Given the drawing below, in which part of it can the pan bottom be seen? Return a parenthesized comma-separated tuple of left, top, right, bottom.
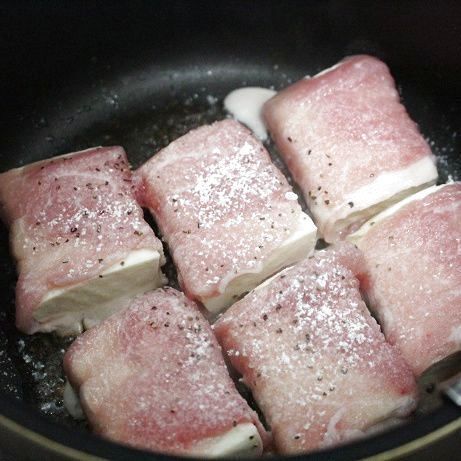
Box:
(0, 58, 459, 440)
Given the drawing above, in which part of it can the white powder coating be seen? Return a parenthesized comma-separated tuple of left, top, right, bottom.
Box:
(349, 182, 461, 376)
(214, 243, 417, 455)
(0, 147, 165, 334)
(137, 119, 316, 311)
(449, 326, 461, 345)
(184, 139, 281, 229)
(263, 55, 438, 242)
(64, 288, 264, 457)
(224, 87, 277, 140)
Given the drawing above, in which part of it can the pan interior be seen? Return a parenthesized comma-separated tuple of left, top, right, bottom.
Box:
(0, 54, 460, 454)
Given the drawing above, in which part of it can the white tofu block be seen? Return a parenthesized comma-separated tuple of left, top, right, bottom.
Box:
(191, 423, 263, 458)
(348, 183, 449, 244)
(35, 249, 165, 335)
(326, 157, 438, 241)
(203, 213, 317, 314)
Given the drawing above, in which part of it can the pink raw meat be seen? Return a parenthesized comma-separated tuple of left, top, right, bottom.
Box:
(263, 55, 437, 242)
(136, 119, 316, 313)
(214, 243, 417, 454)
(64, 287, 266, 457)
(0, 147, 164, 334)
(351, 183, 461, 376)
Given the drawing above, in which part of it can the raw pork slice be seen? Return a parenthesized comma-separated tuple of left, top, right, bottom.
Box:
(214, 243, 417, 455)
(136, 119, 317, 313)
(0, 147, 165, 335)
(349, 183, 461, 376)
(263, 55, 438, 243)
(64, 287, 266, 457)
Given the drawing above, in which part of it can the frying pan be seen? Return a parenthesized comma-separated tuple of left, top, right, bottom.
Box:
(0, 1, 460, 459)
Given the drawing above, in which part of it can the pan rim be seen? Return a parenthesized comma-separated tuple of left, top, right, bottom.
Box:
(0, 394, 459, 460)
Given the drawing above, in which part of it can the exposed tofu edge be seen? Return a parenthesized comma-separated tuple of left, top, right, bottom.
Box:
(321, 395, 417, 449)
(347, 183, 450, 245)
(255, 265, 295, 291)
(317, 156, 438, 242)
(203, 213, 317, 313)
(190, 422, 263, 458)
(368, 394, 418, 427)
(63, 381, 84, 420)
(33, 248, 166, 335)
(310, 60, 344, 78)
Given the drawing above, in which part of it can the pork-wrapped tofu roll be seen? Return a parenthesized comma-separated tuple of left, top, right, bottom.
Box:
(214, 243, 417, 455)
(263, 55, 438, 242)
(64, 287, 266, 458)
(136, 119, 317, 313)
(0, 147, 165, 335)
(349, 183, 461, 376)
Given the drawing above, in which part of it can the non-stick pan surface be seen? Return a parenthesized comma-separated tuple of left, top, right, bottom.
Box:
(0, 1, 460, 460)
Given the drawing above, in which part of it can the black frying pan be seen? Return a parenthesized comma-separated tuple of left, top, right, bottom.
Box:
(0, 1, 460, 460)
